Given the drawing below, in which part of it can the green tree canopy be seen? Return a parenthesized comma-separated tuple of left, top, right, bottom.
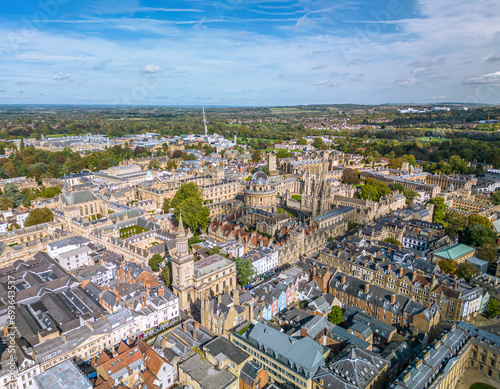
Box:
(252, 150, 262, 163)
(486, 298, 500, 318)
(341, 168, 360, 185)
(328, 306, 343, 325)
(461, 224, 497, 247)
(276, 149, 290, 159)
(148, 253, 164, 272)
(24, 208, 53, 226)
(171, 183, 210, 232)
(427, 197, 446, 222)
(234, 257, 255, 287)
(444, 212, 468, 237)
(297, 137, 307, 146)
(491, 191, 500, 205)
(313, 137, 324, 149)
(403, 189, 420, 204)
(456, 262, 479, 281)
(468, 214, 492, 228)
(389, 183, 405, 192)
(160, 262, 171, 288)
(439, 259, 458, 275)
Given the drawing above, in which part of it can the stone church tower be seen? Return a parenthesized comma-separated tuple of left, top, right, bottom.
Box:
(171, 213, 195, 311)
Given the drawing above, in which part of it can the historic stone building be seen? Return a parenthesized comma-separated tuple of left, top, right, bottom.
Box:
(59, 186, 108, 220)
(171, 214, 237, 310)
(244, 167, 277, 212)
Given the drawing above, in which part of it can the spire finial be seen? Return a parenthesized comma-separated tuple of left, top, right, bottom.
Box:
(178, 211, 185, 237)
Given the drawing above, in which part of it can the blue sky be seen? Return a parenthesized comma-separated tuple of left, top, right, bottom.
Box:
(0, 0, 499, 105)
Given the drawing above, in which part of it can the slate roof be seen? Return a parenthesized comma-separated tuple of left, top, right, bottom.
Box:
(60, 190, 97, 206)
(243, 322, 327, 378)
(204, 336, 250, 365)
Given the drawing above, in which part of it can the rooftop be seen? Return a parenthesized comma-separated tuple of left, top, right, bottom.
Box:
(34, 360, 92, 389)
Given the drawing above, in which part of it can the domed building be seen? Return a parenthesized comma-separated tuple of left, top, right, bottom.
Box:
(244, 167, 277, 212)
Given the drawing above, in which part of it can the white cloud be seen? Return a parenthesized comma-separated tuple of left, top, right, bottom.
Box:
(463, 71, 500, 85)
(484, 54, 500, 63)
(53, 73, 74, 81)
(394, 78, 417, 87)
(140, 64, 163, 73)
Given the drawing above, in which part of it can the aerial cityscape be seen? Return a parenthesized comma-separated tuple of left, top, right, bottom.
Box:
(1, 1, 500, 389)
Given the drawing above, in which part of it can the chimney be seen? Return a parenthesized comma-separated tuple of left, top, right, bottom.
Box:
(146, 286, 150, 297)
(364, 284, 369, 293)
(399, 268, 404, 277)
(412, 271, 417, 282)
(183, 322, 187, 332)
(192, 330, 197, 340)
(341, 275, 346, 284)
(391, 294, 396, 304)
(415, 255, 419, 259)
(387, 264, 391, 272)
(158, 287, 164, 297)
(194, 321, 200, 330)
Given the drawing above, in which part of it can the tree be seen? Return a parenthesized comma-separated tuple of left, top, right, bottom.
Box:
(444, 212, 468, 237)
(24, 208, 53, 226)
(0, 196, 14, 210)
(2, 161, 18, 178)
(468, 214, 492, 228)
(172, 150, 183, 159)
(486, 298, 500, 318)
(162, 197, 171, 213)
(234, 257, 255, 287)
(171, 182, 209, 232)
(461, 224, 497, 247)
(297, 137, 307, 146)
(427, 197, 446, 222)
(328, 306, 343, 325)
(148, 254, 164, 272)
(403, 189, 420, 204)
(439, 259, 457, 275)
(456, 262, 479, 281)
(359, 185, 379, 201)
(276, 149, 290, 159)
(476, 241, 498, 264)
(341, 168, 360, 185)
(491, 191, 500, 205)
(252, 150, 262, 163)
(160, 263, 171, 288)
(389, 183, 405, 192)
(148, 159, 161, 169)
(313, 137, 324, 149)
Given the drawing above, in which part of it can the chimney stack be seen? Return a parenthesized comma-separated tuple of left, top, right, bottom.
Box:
(341, 275, 346, 284)
(399, 268, 404, 277)
(364, 284, 369, 293)
(183, 322, 187, 332)
(387, 264, 391, 272)
(192, 330, 197, 340)
(194, 321, 200, 330)
(412, 271, 417, 282)
(391, 294, 396, 304)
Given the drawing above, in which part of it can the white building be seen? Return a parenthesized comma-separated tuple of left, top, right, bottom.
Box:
(46, 235, 91, 259)
(244, 246, 279, 277)
(16, 212, 30, 228)
(57, 246, 93, 271)
(219, 240, 245, 258)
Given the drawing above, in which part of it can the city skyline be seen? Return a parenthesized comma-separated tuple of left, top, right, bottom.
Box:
(0, 0, 499, 105)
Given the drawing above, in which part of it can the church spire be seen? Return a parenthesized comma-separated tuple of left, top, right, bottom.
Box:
(64, 167, 70, 196)
(178, 211, 186, 238)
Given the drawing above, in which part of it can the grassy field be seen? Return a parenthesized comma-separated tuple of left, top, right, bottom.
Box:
(415, 136, 452, 142)
(469, 383, 497, 389)
(120, 225, 148, 239)
(291, 194, 302, 201)
(278, 208, 297, 218)
(46, 134, 77, 138)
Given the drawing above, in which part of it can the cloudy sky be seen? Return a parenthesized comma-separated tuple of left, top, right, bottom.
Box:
(0, 0, 499, 105)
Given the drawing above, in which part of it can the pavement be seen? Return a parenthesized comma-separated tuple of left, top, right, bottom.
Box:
(455, 368, 499, 389)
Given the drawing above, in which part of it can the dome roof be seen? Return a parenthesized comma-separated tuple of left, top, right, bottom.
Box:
(251, 167, 269, 186)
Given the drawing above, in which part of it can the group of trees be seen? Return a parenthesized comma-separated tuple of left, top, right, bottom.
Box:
(171, 182, 210, 233)
(441, 211, 498, 263)
(438, 259, 479, 281)
(234, 257, 255, 287)
(24, 207, 53, 226)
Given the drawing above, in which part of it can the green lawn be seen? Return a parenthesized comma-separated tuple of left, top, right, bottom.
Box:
(278, 208, 297, 218)
(119, 225, 148, 239)
(291, 194, 302, 201)
(470, 383, 497, 389)
(46, 133, 77, 138)
(415, 136, 452, 142)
